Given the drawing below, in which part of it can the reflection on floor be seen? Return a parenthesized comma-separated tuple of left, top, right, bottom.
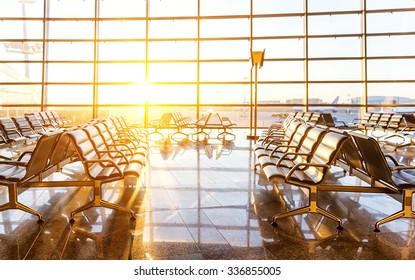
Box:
(1, 130, 415, 260)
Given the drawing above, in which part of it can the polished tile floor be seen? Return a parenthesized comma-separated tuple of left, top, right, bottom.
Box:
(1, 129, 415, 260)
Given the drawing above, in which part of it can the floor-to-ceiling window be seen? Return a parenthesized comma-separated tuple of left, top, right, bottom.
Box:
(1, 0, 415, 127)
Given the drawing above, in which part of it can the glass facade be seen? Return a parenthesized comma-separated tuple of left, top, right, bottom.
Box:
(1, 0, 415, 127)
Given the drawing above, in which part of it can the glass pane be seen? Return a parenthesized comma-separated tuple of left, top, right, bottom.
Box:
(308, 14, 362, 35)
(200, 84, 248, 104)
(149, 41, 197, 60)
(98, 42, 146, 60)
(200, 0, 250, 16)
(308, 0, 362, 12)
(366, 0, 415, 10)
(367, 11, 415, 33)
(367, 35, 415, 57)
(308, 60, 363, 81)
(367, 59, 415, 80)
(308, 107, 360, 124)
(253, 17, 304, 37)
(200, 40, 250, 60)
(146, 84, 197, 104)
(259, 61, 305, 82)
(4, 62, 43, 82)
(201, 19, 250, 38)
(149, 20, 197, 39)
(45, 106, 93, 126)
(368, 83, 415, 103)
(257, 84, 306, 104)
(0, 106, 41, 118)
(0, 85, 41, 105)
(0, 20, 43, 40)
(45, 63, 94, 82)
(98, 106, 145, 125)
(0, 42, 43, 61)
(0, 1, 44, 17)
(149, 0, 197, 17)
(148, 63, 197, 82)
(45, 85, 93, 104)
(98, 20, 146, 40)
(309, 83, 364, 105)
(47, 21, 94, 40)
(99, 0, 147, 18)
(253, 0, 304, 14)
(309, 37, 362, 58)
(46, 42, 94, 61)
(48, 0, 95, 18)
(199, 62, 249, 82)
(98, 63, 146, 83)
(98, 85, 147, 104)
(253, 39, 304, 59)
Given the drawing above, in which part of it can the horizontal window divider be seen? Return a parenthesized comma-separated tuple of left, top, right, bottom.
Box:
(199, 36, 251, 40)
(307, 33, 364, 38)
(367, 31, 415, 37)
(367, 56, 415, 60)
(307, 80, 365, 83)
(366, 7, 415, 14)
(45, 60, 95, 64)
(0, 17, 44, 21)
(199, 59, 249, 63)
(0, 82, 42, 85)
(0, 39, 44, 42)
(199, 37, 251, 41)
(367, 80, 415, 83)
(96, 60, 147, 63)
(367, 104, 415, 106)
(0, 60, 43, 63)
(147, 37, 198, 41)
(43, 104, 93, 107)
(0, 104, 41, 107)
(251, 35, 305, 40)
(308, 57, 364, 61)
(265, 58, 305, 61)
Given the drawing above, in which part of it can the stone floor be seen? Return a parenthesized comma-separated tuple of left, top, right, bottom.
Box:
(1, 129, 415, 260)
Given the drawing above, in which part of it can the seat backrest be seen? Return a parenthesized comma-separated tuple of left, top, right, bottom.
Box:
(386, 114, 402, 131)
(356, 112, 372, 125)
(305, 131, 349, 184)
(39, 111, 55, 126)
(376, 113, 392, 128)
(336, 136, 366, 173)
(12, 116, 35, 137)
(0, 117, 23, 140)
(350, 133, 394, 186)
(25, 114, 46, 134)
(402, 114, 415, 129)
(367, 113, 381, 125)
(66, 129, 99, 162)
(23, 131, 63, 179)
(46, 111, 62, 126)
(308, 113, 320, 124)
(319, 113, 336, 127)
(297, 126, 327, 156)
(288, 124, 311, 149)
(48, 132, 76, 167)
(83, 125, 107, 153)
(302, 112, 313, 122)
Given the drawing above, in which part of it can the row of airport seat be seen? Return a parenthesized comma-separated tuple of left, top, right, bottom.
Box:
(254, 118, 415, 232)
(0, 111, 71, 148)
(0, 115, 148, 224)
(147, 111, 236, 142)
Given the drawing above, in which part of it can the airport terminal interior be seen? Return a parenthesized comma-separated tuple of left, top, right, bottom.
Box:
(1, 0, 415, 260)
